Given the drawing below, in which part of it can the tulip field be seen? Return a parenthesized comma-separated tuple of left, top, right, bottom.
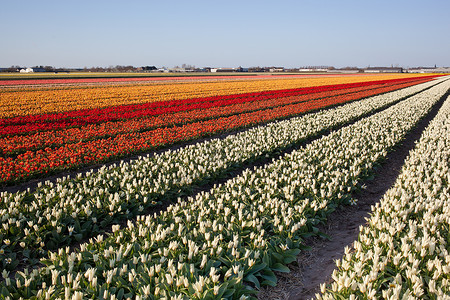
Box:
(0, 73, 449, 299)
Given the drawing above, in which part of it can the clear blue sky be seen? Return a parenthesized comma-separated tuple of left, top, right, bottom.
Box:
(1, 0, 449, 68)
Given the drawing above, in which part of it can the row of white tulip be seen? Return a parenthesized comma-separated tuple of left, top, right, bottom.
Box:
(1, 79, 446, 269)
(316, 94, 450, 299)
(1, 79, 448, 299)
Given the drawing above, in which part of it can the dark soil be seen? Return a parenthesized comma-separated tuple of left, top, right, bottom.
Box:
(258, 91, 449, 300)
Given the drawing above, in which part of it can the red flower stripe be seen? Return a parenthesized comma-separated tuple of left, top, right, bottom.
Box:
(0, 76, 433, 131)
(0, 80, 427, 183)
(0, 79, 430, 156)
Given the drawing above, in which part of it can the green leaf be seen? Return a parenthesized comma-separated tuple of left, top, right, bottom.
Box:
(272, 263, 290, 273)
(241, 286, 259, 295)
(47, 240, 57, 250)
(204, 259, 216, 271)
(245, 274, 261, 289)
(214, 283, 229, 299)
(301, 232, 315, 238)
(1, 286, 10, 296)
(100, 219, 109, 227)
(284, 249, 301, 256)
(299, 244, 312, 251)
(262, 252, 271, 266)
(222, 288, 236, 298)
(245, 263, 267, 276)
(261, 279, 277, 287)
(271, 252, 284, 263)
(283, 255, 297, 264)
(318, 232, 331, 240)
(74, 233, 83, 242)
(117, 288, 124, 300)
(10, 259, 19, 270)
(260, 270, 277, 285)
(81, 220, 93, 230)
(74, 220, 82, 232)
(217, 256, 232, 267)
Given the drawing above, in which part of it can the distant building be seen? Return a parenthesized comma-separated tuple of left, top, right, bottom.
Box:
(248, 67, 265, 72)
(428, 67, 450, 73)
(298, 66, 330, 72)
(20, 67, 34, 73)
(19, 67, 46, 73)
(364, 67, 403, 73)
(246, 67, 285, 72)
(406, 67, 450, 73)
(328, 69, 360, 73)
(269, 67, 285, 72)
(169, 67, 186, 72)
(235, 66, 248, 72)
(210, 68, 236, 73)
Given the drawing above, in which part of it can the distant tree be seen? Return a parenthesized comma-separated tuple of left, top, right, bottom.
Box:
(1, 66, 21, 72)
(142, 66, 157, 71)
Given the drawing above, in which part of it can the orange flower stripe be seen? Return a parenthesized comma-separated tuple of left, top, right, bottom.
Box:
(0, 74, 428, 118)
